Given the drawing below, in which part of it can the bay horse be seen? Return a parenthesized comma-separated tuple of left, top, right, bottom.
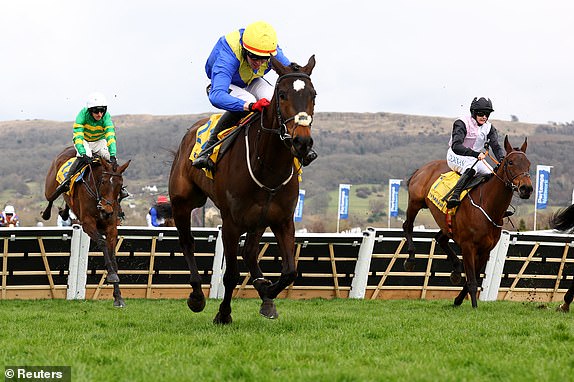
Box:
(169, 55, 316, 324)
(42, 146, 130, 307)
(549, 204, 574, 312)
(403, 136, 533, 308)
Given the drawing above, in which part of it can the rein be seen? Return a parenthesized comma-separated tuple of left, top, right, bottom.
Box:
(490, 151, 530, 192)
(81, 164, 121, 208)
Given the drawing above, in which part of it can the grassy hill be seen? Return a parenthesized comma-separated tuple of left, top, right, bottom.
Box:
(1, 112, 573, 231)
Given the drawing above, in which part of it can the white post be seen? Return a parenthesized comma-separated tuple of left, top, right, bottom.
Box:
(209, 226, 225, 299)
(480, 230, 511, 301)
(67, 224, 90, 300)
(387, 179, 391, 229)
(349, 227, 376, 299)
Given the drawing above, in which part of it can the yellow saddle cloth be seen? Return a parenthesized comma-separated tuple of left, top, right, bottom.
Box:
(189, 113, 303, 181)
(56, 158, 90, 196)
(427, 171, 470, 214)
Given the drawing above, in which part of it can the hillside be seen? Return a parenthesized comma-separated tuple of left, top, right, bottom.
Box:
(1, 112, 573, 231)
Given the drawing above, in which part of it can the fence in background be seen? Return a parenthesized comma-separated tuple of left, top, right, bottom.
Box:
(1, 226, 573, 303)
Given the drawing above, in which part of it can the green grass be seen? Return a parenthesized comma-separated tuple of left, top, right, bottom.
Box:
(1, 298, 573, 381)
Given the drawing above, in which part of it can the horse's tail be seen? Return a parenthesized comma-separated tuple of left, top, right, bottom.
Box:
(550, 204, 574, 232)
(406, 169, 419, 187)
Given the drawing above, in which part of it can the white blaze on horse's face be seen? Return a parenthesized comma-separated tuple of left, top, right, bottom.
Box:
(293, 79, 305, 92)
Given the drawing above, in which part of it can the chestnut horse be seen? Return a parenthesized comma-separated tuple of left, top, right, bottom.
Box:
(169, 55, 316, 324)
(403, 136, 533, 308)
(42, 146, 130, 307)
(549, 204, 574, 312)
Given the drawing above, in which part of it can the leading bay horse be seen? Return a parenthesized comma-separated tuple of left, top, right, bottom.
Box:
(549, 204, 574, 312)
(169, 55, 316, 324)
(42, 146, 130, 307)
(403, 136, 533, 308)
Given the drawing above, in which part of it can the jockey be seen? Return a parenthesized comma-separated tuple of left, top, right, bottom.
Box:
(445, 97, 507, 210)
(146, 195, 172, 227)
(0, 205, 20, 227)
(54, 92, 129, 202)
(193, 21, 318, 170)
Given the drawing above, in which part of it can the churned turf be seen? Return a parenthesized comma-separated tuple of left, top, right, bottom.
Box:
(1, 298, 573, 381)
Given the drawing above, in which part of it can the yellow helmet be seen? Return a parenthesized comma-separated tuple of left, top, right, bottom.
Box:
(242, 21, 278, 57)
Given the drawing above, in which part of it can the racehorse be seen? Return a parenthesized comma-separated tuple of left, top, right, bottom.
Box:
(549, 204, 574, 312)
(169, 55, 316, 324)
(402, 136, 532, 308)
(42, 146, 130, 307)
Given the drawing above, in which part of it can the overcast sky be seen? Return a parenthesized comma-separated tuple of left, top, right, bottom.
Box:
(1, 1, 573, 124)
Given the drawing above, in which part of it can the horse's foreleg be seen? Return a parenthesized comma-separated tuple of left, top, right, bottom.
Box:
(558, 280, 574, 313)
(41, 200, 53, 220)
(403, 198, 423, 271)
(454, 284, 469, 306)
(214, 225, 241, 325)
(173, 201, 205, 313)
(463, 249, 480, 308)
(435, 232, 463, 285)
(105, 228, 124, 308)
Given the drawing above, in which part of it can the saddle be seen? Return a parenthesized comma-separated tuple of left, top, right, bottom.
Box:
(189, 113, 254, 179)
(428, 171, 490, 214)
(56, 157, 99, 196)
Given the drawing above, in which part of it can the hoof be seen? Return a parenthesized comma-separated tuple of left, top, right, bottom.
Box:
(114, 298, 126, 308)
(450, 271, 462, 286)
(453, 297, 464, 306)
(42, 210, 51, 221)
(557, 304, 570, 313)
(187, 293, 206, 313)
(213, 312, 232, 325)
(403, 258, 416, 272)
(260, 299, 278, 319)
(106, 273, 120, 283)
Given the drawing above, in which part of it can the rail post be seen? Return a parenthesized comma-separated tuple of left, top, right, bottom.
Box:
(349, 227, 376, 299)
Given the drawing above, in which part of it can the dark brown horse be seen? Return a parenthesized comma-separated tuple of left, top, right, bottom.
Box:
(42, 146, 130, 307)
(169, 55, 316, 324)
(549, 204, 574, 312)
(403, 136, 533, 308)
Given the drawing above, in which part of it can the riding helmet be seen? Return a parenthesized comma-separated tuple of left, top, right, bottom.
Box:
(86, 92, 108, 109)
(470, 97, 494, 112)
(242, 21, 278, 57)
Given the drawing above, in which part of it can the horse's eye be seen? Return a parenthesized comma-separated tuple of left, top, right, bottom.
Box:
(278, 91, 287, 100)
(508, 160, 513, 165)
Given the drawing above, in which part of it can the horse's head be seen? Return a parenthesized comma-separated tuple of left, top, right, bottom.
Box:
(270, 55, 316, 162)
(97, 159, 131, 219)
(498, 136, 533, 199)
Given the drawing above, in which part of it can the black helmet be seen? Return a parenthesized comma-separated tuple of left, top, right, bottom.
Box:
(470, 97, 494, 112)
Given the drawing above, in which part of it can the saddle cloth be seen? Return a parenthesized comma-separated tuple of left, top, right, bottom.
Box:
(427, 171, 470, 214)
(56, 158, 91, 196)
(188, 113, 304, 181)
(189, 113, 243, 179)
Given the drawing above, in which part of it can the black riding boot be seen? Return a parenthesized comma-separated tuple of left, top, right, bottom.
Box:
(192, 111, 246, 170)
(54, 156, 89, 195)
(446, 168, 476, 209)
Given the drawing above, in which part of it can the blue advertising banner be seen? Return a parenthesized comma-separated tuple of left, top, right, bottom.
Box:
(338, 184, 350, 220)
(389, 179, 401, 217)
(536, 165, 551, 210)
(294, 189, 305, 222)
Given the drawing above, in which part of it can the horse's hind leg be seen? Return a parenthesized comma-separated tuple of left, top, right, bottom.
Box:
(435, 231, 463, 285)
(454, 283, 469, 306)
(214, 224, 241, 325)
(403, 196, 424, 271)
(172, 196, 205, 313)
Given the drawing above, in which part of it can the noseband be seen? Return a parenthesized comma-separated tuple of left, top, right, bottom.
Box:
(82, 164, 122, 210)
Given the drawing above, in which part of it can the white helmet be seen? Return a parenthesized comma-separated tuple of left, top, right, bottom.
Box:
(86, 92, 108, 108)
(4, 205, 15, 214)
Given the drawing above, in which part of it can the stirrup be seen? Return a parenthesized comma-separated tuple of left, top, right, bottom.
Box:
(446, 197, 461, 209)
(192, 154, 214, 169)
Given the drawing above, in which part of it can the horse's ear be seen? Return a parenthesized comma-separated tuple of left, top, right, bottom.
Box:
(118, 160, 131, 173)
(504, 135, 512, 154)
(520, 137, 528, 153)
(302, 55, 316, 75)
(270, 55, 288, 76)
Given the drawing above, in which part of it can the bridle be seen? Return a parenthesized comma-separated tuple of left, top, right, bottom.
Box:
(245, 71, 314, 193)
(259, 72, 314, 149)
(82, 162, 122, 211)
(493, 150, 531, 193)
